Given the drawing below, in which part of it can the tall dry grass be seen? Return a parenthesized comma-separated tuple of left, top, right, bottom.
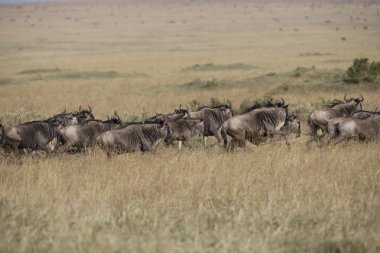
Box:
(1, 141, 379, 252)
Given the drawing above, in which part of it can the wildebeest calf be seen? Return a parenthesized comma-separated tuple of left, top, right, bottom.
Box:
(164, 118, 204, 149)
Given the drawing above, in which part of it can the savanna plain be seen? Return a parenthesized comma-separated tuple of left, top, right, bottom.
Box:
(0, 0, 380, 252)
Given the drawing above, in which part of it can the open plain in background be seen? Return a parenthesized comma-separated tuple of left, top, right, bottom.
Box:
(0, 0, 380, 252)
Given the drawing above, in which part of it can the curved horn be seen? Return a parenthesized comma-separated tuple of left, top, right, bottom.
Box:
(107, 115, 110, 120)
(360, 94, 364, 102)
(63, 108, 66, 113)
(88, 105, 92, 112)
(344, 94, 347, 102)
(280, 98, 285, 106)
(79, 105, 82, 111)
(179, 104, 182, 109)
(227, 100, 232, 108)
(186, 104, 189, 111)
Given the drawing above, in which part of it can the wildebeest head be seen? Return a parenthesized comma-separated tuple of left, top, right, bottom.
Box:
(174, 104, 190, 118)
(107, 112, 122, 125)
(74, 105, 95, 123)
(343, 94, 364, 111)
(283, 114, 301, 137)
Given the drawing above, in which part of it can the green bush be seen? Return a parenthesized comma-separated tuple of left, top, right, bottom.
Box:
(345, 58, 380, 83)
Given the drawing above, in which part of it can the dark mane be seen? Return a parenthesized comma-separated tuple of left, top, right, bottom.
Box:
(243, 101, 276, 114)
(322, 99, 345, 108)
(81, 117, 121, 125)
(21, 119, 52, 125)
(354, 109, 380, 114)
(196, 103, 230, 111)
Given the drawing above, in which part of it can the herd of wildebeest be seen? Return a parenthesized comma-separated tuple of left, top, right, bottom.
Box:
(0, 94, 379, 158)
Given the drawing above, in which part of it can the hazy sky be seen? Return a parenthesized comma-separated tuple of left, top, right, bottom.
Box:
(0, 0, 48, 2)
(0, 0, 61, 3)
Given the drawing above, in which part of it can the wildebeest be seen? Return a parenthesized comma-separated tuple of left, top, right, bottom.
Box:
(326, 109, 378, 137)
(1, 120, 61, 155)
(281, 114, 301, 137)
(97, 122, 169, 156)
(220, 99, 289, 149)
(163, 118, 204, 149)
(58, 113, 122, 152)
(308, 95, 363, 137)
(72, 106, 95, 124)
(146, 108, 202, 149)
(188, 102, 232, 145)
(329, 113, 380, 143)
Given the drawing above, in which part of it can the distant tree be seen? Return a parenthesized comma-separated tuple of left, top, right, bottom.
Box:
(345, 58, 380, 83)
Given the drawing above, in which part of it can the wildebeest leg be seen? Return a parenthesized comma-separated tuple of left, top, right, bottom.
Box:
(57, 141, 74, 153)
(265, 129, 291, 148)
(182, 139, 192, 149)
(225, 128, 245, 150)
(308, 117, 320, 137)
(106, 149, 112, 159)
(178, 140, 182, 150)
(330, 134, 349, 145)
(150, 139, 164, 153)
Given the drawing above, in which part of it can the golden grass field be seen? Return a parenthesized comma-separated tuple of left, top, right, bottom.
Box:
(0, 0, 380, 252)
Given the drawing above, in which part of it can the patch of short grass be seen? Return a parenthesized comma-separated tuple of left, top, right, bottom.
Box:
(0, 78, 14, 85)
(16, 69, 149, 82)
(182, 63, 255, 72)
(17, 68, 62, 75)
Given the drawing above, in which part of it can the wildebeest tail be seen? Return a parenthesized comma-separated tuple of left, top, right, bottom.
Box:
(332, 122, 341, 138)
(307, 115, 317, 136)
(297, 120, 301, 138)
(0, 123, 4, 146)
(221, 125, 228, 148)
